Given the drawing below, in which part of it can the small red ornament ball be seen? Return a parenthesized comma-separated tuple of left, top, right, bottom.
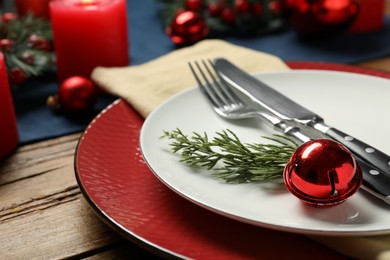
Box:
(166, 10, 209, 45)
(208, 2, 224, 17)
(57, 76, 96, 112)
(283, 139, 362, 208)
(27, 34, 51, 52)
(285, 0, 360, 38)
(221, 8, 235, 24)
(186, 0, 203, 11)
(234, 0, 251, 13)
(1, 12, 18, 23)
(0, 39, 14, 51)
(8, 67, 27, 85)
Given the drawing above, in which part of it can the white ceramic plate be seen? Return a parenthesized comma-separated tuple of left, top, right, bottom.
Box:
(140, 70, 390, 236)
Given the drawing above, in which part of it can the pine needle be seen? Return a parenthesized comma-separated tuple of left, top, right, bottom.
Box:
(161, 129, 298, 183)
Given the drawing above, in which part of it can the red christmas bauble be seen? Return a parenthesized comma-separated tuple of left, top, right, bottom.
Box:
(221, 8, 235, 24)
(0, 39, 14, 51)
(269, 1, 283, 14)
(251, 3, 264, 16)
(1, 12, 18, 23)
(285, 0, 360, 38)
(234, 0, 251, 13)
(8, 67, 27, 85)
(57, 76, 96, 112)
(166, 11, 209, 45)
(20, 51, 35, 65)
(208, 2, 224, 17)
(283, 139, 362, 207)
(27, 34, 51, 52)
(186, 0, 203, 11)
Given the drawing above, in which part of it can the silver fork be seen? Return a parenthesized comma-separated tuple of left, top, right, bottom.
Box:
(188, 60, 310, 143)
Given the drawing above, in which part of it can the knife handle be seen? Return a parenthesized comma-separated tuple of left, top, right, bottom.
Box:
(284, 124, 390, 204)
(325, 127, 390, 177)
(357, 157, 390, 205)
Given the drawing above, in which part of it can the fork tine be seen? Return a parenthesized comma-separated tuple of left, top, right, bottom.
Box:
(188, 61, 225, 109)
(189, 59, 262, 120)
(207, 59, 244, 107)
(201, 60, 232, 107)
(198, 59, 239, 110)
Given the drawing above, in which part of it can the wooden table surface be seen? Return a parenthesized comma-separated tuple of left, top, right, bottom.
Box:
(0, 132, 159, 259)
(1, 62, 389, 260)
(2, 18, 390, 260)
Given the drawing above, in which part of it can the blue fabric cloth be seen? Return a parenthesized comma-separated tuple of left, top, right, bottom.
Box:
(12, 71, 117, 144)
(12, 0, 390, 144)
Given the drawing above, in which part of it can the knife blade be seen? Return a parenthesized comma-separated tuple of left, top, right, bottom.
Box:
(210, 61, 390, 204)
(213, 58, 390, 177)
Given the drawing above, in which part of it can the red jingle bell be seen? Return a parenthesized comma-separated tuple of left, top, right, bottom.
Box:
(283, 139, 362, 208)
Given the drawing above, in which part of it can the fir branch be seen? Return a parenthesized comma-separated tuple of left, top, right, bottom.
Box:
(156, 0, 286, 38)
(161, 129, 298, 183)
(0, 13, 52, 81)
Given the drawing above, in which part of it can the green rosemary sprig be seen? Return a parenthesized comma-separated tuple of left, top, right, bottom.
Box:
(161, 129, 299, 183)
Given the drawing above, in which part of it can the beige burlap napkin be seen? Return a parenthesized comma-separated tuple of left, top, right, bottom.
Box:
(91, 39, 390, 260)
(91, 39, 289, 118)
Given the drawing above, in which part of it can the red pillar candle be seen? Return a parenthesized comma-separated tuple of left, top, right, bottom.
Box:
(50, 0, 129, 82)
(15, 0, 53, 19)
(0, 53, 18, 158)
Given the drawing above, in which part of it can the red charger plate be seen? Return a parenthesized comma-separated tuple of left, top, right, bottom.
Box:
(75, 62, 390, 259)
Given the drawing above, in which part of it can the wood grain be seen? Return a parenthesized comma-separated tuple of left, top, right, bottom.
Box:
(357, 58, 390, 72)
(0, 134, 154, 259)
(1, 3, 390, 256)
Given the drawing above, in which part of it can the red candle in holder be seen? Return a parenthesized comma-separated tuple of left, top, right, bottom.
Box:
(50, 0, 129, 82)
(15, 0, 53, 19)
(349, 0, 385, 32)
(0, 53, 19, 158)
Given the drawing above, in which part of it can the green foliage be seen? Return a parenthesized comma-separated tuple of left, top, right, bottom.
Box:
(161, 128, 298, 183)
(0, 13, 52, 80)
(156, 0, 286, 38)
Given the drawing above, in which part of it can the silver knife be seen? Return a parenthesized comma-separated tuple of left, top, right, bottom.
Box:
(214, 58, 390, 177)
(211, 59, 390, 204)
